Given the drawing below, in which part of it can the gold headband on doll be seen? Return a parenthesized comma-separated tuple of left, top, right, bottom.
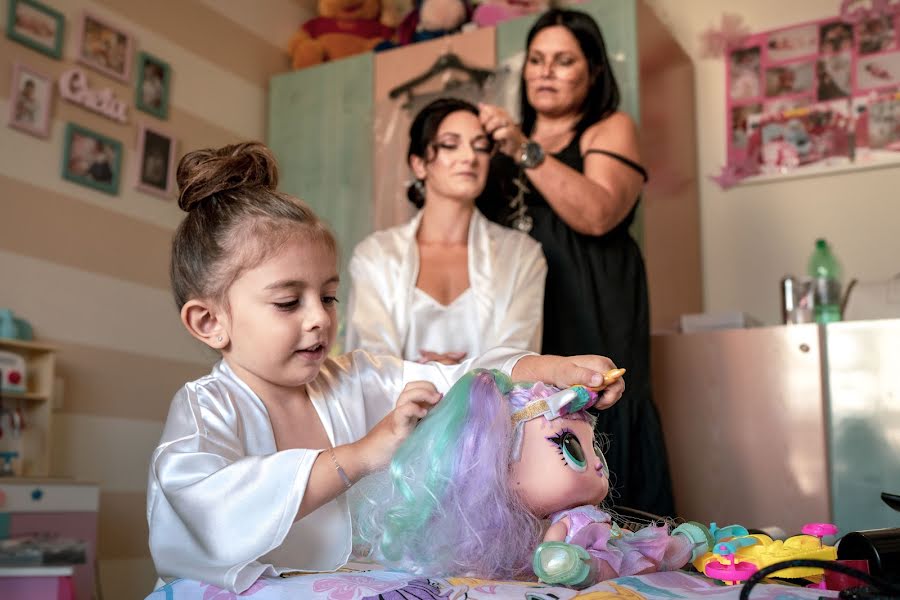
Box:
(509, 369, 625, 426)
(510, 386, 595, 425)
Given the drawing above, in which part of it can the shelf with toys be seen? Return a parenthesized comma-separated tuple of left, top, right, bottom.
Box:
(0, 336, 57, 477)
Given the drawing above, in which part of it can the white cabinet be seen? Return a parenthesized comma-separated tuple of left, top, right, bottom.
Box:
(651, 320, 900, 535)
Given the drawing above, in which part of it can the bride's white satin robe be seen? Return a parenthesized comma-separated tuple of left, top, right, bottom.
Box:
(344, 210, 547, 360)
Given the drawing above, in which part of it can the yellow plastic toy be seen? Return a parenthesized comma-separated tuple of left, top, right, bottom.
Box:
(694, 523, 838, 584)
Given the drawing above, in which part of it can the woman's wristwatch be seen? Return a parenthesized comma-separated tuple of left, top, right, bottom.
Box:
(517, 140, 545, 169)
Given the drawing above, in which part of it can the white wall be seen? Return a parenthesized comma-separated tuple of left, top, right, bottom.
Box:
(644, 0, 899, 325)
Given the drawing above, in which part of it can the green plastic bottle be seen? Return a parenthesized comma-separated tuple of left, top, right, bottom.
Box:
(807, 238, 842, 324)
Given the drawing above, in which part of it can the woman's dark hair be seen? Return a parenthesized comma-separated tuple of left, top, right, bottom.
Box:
(170, 141, 336, 310)
(519, 9, 621, 136)
(406, 97, 481, 209)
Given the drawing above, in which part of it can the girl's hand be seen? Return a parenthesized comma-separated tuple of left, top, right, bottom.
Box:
(512, 354, 625, 410)
(478, 102, 527, 157)
(356, 381, 442, 472)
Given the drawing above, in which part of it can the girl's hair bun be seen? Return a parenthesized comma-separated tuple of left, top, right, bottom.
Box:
(176, 142, 279, 211)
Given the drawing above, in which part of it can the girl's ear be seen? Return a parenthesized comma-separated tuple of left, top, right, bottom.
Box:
(181, 299, 229, 350)
(410, 154, 427, 181)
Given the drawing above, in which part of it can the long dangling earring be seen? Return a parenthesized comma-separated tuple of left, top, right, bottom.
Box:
(509, 171, 533, 233)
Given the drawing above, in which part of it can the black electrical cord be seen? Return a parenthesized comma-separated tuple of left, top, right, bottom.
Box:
(738, 559, 900, 600)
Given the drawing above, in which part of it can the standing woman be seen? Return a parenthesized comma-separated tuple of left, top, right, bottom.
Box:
(345, 98, 547, 364)
(477, 9, 674, 517)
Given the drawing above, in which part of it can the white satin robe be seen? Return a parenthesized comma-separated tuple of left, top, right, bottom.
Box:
(345, 209, 547, 359)
(146, 348, 526, 592)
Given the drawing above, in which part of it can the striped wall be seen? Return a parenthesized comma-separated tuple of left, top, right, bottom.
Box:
(0, 1, 301, 597)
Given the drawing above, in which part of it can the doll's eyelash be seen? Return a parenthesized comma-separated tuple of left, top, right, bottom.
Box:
(547, 428, 589, 472)
(547, 427, 576, 443)
(547, 428, 576, 458)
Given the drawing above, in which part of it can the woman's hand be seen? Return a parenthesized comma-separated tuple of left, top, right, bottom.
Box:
(512, 354, 625, 410)
(478, 102, 527, 157)
(354, 381, 442, 473)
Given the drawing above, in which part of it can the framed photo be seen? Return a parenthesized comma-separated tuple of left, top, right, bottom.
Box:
(820, 21, 854, 54)
(857, 49, 900, 91)
(764, 61, 816, 97)
(766, 24, 819, 62)
(859, 92, 900, 151)
(7, 63, 53, 138)
(61, 123, 122, 195)
(857, 15, 898, 55)
(5, 0, 64, 59)
(135, 52, 171, 119)
(135, 125, 176, 198)
(729, 47, 761, 100)
(76, 12, 133, 82)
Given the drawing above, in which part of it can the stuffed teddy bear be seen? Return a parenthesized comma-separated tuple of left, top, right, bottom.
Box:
(472, 0, 549, 28)
(289, 0, 395, 69)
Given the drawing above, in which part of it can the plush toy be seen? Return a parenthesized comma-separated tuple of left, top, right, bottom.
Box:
(390, 0, 472, 47)
(472, 0, 549, 28)
(288, 0, 395, 69)
(381, 0, 413, 28)
(356, 369, 714, 586)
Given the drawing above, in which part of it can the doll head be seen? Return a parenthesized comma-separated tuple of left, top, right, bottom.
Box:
(354, 369, 609, 580)
(510, 383, 609, 519)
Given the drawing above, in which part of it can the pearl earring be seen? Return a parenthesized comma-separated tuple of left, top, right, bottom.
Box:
(216, 336, 223, 342)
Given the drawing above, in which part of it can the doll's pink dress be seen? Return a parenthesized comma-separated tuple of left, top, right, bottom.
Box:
(548, 505, 691, 579)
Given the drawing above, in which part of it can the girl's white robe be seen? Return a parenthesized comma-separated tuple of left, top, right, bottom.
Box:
(147, 349, 526, 592)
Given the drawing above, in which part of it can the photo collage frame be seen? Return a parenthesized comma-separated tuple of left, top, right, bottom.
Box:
(726, 11, 900, 178)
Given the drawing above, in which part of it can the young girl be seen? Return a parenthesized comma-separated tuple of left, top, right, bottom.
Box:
(147, 142, 625, 593)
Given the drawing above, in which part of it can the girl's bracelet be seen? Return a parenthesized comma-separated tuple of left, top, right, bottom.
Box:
(327, 447, 353, 490)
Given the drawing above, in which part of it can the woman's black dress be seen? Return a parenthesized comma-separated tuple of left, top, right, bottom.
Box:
(478, 134, 676, 518)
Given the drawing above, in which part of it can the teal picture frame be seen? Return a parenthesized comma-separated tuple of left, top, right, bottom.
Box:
(135, 52, 171, 120)
(6, 0, 65, 60)
(61, 123, 123, 195)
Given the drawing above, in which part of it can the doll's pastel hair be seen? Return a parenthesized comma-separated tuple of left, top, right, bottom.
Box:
(354, 369, 598, 579)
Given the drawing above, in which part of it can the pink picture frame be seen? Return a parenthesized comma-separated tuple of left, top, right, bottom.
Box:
(134, 124, 176, 198)
(7, 62, 52, 138)
(76, 11, 134, 83)
(726, 11, 900, 168)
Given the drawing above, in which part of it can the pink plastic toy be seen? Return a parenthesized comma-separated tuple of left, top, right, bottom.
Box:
(705, 554, 757, 584)
(801, 523, 839, 539)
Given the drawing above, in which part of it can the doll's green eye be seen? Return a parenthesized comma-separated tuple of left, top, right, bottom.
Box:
(549, 430, 587, 472)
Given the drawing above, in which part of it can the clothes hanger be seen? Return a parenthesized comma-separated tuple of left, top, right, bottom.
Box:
(388, 49, 495, 103)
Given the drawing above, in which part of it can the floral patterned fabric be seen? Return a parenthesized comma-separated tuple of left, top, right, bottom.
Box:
(146, 566, 838, 600)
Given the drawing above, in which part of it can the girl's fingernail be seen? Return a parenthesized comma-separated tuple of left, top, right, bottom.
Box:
(590, 373, 603, 387)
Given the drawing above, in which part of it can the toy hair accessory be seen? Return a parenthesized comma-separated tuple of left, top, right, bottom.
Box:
(510, 384, 597, 462)
(510, 385, 596, 425)
(509, 368, 624, 426)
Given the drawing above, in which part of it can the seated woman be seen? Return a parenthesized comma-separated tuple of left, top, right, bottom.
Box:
(345, 98, 547, 363)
